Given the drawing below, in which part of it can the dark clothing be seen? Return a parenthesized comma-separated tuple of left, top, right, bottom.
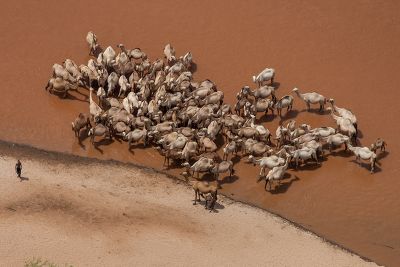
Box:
(15, 162, 22, 178)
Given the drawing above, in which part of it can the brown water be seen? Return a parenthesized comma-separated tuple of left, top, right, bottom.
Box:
(0, 1, 399, 265)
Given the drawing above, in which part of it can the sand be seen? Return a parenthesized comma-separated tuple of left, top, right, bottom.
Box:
(0, 1, 399, 265)
(0, 144, 378, 267)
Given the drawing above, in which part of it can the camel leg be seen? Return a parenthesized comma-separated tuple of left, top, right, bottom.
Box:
(307, 103, 310, 111)
(193, 190, 198, 205)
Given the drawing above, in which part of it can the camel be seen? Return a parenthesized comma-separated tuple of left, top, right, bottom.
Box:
(253, 68, 275, 86)
(168, 135, 188, 150)
(179, 141, 199, 163)
(346, 142, 377, 173)
(237, 126, 259, 140)
(199, 136, 217, 152)
(192, 181, 218, 211)
(253, 98, 274, 115)
(123, 129, 148, 148)
(52, 64, 77, 84)
(370, 138, 386, 153)
(155, 147, 181, 167)
(328, 99, 357, 131)
(86, 31, 99, 56)
(45, 77, 77, 98)
(164, 44, 176, 65)
(89, 88, 103, 122)
(292, 132, 320, 146)
(275, 125, 290, 148)
(300, 140, 323, 158)
(310, 127, 336, 138)
(182, 157, 215, 179)
(251, 85, 276, 101)
(248, 155, 285, 177)
(71, 113, 91, 137)
(292, 88, 327, 111)
(326, 133, 349, 152)
(327, 107, 357, 142)
(291, 147, 319, 168)
(111, 121, 130, 137)
(264, 158, 290, 191)
(79, 64, 98, 88)
(88, 123, 111, 144)
(181, 52, 193, 70)
(274, 95, 294, 116)
(248, 115, 271, 143)
(289, 124, 311, 140)
(211, 160, 234, 180)
(207, 120, 221, 140)
(107, 72, 119, 96)
(243, 140, 272, 157)
(102, 46, 116, 67)
(63, 59, 83, 83)
(118, 75, 130, 98)
(223, 140, 239, 160)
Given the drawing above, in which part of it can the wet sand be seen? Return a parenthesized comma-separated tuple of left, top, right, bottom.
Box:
(0, 143, 378, 266)
(0, 1, 399, 265)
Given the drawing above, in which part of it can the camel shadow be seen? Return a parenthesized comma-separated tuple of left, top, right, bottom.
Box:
(356, 129, 364, 139)
(218, 175, 239, 186)
(77, 130, 91, 149)
(377, 151, 389, 161)
(291, 162, 321, 171)
(230, 155, 242, 164)
(189, 62, 198, 74)
(350, 159, 382, 173)
(327, 149, 352, 158)
(194, 198, 225, 213)
(214, 135, 226, 148)
(268, 174, 300, 194)
(93, 46, 103, 58)
(93, 138, 114, 153)
(64, 91, 89, 103)
(271, 81, 281, 90)
(256, 113, 276, 123)
(278, 109, 300, 120)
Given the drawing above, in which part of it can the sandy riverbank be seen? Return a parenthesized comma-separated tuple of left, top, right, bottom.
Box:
(0, 143, 378, 266)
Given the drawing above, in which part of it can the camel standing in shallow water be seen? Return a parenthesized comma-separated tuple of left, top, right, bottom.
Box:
(292, 88, 327, 111)
(346, 141, 377, 173)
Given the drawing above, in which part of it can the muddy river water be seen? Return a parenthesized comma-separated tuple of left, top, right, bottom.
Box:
(0, 1, 399, 265)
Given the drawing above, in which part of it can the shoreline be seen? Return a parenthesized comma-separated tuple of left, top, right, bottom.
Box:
(0, 139, 379, 266)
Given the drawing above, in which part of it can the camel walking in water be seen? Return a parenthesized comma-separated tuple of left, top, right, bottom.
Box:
(346, 141, 377, 173)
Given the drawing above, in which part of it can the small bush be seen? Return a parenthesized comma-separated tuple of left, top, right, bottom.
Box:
(24, 257, 73, 267)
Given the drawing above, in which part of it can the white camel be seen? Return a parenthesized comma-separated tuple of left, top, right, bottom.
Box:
(89, 87, 103, 122)
(274, 95, 294, 116)
(346, 142, 377, 173)
(328, 98, 358, 131)
(182, 157, 215, 179)
(253, 68, 275, 86)
(86, 31, 99, 56)
(264, 158, 290, 191)
(326, 133, 349, 152)
(327, 107, 357, 142)
(292, 88, 327, 111)
(291, 147, 319, 168)
(248, 155, 285, 177)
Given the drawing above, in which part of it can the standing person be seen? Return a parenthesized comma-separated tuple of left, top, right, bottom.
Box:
(15, 160, 22, 179)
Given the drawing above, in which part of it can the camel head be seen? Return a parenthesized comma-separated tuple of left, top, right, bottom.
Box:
(248, 155, 256, 165)
(292, 88, 299, 93)
(88, 128, 94, 136)
(328, 98, 335, 104)
(71, 122, 75, 130)
(252, 76, 257, 83)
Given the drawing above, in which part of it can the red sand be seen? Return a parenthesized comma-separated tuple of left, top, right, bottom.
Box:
(0, 1, 399, 265)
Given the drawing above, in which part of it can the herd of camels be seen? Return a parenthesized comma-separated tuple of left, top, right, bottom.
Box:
(45, 31, 387, 211)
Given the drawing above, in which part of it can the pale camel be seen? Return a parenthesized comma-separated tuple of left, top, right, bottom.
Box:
(71, 113, 91, 137)
(89, 88, 103, 122)
(327, 107, 357, 142)
(107, 72, 119, 96)
(179, 141, 199, 163)
(88, 123, 111, 144)
(346, 142, 377, 173)
(45, 77, 77, 98)
(328, 98, 357, 131)
(123, 128, 148, 148)
(253, 68, 275, 86)
(291, 147, 319, 168)
(248, 155, 285, 177)
(265, 158, 290, 191)
(292, 88, 327, 111)
(223, 140, 239, 160)
(164, 44, 176, 64)
(211, 160, 235, 180)
(370, 138, 387, 153)
(275, 95, 294, 116)
(86, 31, 99, 56)
(52, 63, 77, 84)
(182, 157, 215, 179)
(326, 133, 349, 152)
(251, 85, 276, 100)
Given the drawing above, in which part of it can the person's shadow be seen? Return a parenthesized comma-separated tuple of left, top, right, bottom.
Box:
(19, 176, 29, 182)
